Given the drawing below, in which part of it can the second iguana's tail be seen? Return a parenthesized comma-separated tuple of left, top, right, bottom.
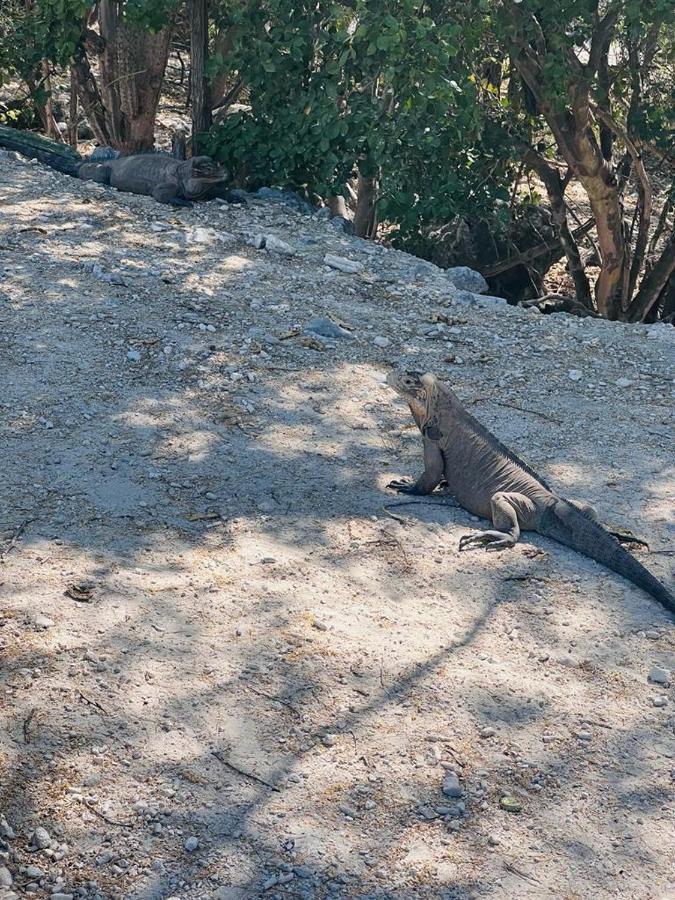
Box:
(539, 498, 675, 617)
(0, 124, 82, 177)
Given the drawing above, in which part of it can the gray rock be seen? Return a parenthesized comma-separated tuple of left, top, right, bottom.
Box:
(442, 771, 463, 798)
(50, 894, 73, 900)
(126, 349, 141, 362)
(315, 207, 332, 220)
(305, 317, 354, 341)
(0, 867, 12, 888)
(330, 216, 354, 235)
(24, 866, 43, 879)
(323, 254, 363, 275)
(445, 266, 488, 293)
(649, 666, 670, 685)
(653, 696, 668, 708)
(294, 866, 313, 879)
(262, 234, 296, 256)
(255, 187, 314, 216)
(418, 805, 438, 820)
(34, 615, 54, 629)
(184, 836, 199, 852)
(373, 335, 390, 347)
(0, 816, 14, 839)
(338, 802, 358, 817)
(30, 827, 51, 850)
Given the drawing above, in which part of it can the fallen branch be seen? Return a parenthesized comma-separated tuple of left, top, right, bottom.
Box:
(76, 690, 110, 716)
(470, 397, 563, 425)
(211, 750, 280, 792)
(83, 801, 133, 828)
(23, 707, 38, 743)
(480, 219, 595, 277)
(0, 519, 34, 564)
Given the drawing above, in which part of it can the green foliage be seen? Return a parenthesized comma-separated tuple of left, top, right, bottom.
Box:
(205, 1, 516, 238)
(0, 0, 178, 84)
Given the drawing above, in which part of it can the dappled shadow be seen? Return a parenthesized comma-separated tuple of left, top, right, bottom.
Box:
(1, 156, 674, 898)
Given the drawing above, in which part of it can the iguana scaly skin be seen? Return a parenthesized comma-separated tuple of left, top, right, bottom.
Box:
(0, 125, 228, 206)
(386, 370, 674, 616)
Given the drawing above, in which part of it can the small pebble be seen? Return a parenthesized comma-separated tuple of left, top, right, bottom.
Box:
(184, 836, 199, 852)
(499, 795, 522, 813)
(653, 696, 668, 708)
(30, 826, 51, 849)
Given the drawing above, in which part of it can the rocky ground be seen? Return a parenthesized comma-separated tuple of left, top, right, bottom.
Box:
(0, 152, 674, 900)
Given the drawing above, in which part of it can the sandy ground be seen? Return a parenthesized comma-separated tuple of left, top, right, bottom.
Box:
(0, 153, 674, 900)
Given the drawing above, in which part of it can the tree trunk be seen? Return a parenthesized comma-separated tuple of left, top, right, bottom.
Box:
(627, 231, 675, 322)
(71, 42, 111, 146)
(210, 26, 240, 110)
(40, 60, 64, 142)
(94, 0, 172, 152)
(524, 150, 593, 309)
(190, 0, 212, 154)
(353, 172, 379, 239)
(328, 195, 349, 217)
(68, 65, 78, 149)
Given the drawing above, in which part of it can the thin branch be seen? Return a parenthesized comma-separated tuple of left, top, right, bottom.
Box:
(83, 801, 133, 828)
(211, 750, 280, 792)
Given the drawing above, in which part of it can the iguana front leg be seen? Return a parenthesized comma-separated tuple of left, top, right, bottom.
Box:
(152, 181, 192, 206)
(388, 436, 444, 495)
(459, 491, 536, 552)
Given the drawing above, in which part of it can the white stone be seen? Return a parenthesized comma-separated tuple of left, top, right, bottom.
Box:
(323, 254, 363, 274)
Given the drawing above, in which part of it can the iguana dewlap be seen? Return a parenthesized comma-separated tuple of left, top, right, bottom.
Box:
(386, 370, 674, 616)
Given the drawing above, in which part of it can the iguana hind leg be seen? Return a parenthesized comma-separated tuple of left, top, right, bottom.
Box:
(568, 499, 649, 548)
(388, 436, 444, 495)
(459, 492, 536, 552)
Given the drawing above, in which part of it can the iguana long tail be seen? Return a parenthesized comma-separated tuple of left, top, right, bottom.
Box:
(0, 125, 81, 177)
(540, 499, 675, 616)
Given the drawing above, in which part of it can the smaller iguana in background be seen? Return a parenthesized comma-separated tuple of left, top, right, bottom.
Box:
(386, 370, 674, 616)
(0, 125, 229, 206)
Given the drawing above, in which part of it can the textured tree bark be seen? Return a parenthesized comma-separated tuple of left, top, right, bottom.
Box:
(68, 65, 78, 149)
(190, 0, 212, 154)
(71, 43, 111, 146)
(40, 60, 64, 142)
(90, 0, 173, 152)
(627, 232, 675, 322)
(328, 195, 349, 217)
(210, 26, 240, 110)
(353, 172, 379, 239)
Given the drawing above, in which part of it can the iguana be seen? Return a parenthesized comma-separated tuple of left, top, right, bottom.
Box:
(386, 370, 675, 616)
(0, 125, 228, 206)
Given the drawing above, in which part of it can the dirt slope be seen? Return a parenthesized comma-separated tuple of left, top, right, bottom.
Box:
(0, 154, 674, 900)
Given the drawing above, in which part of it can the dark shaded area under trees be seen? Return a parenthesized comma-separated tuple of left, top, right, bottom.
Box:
(0, 0, 673, 322)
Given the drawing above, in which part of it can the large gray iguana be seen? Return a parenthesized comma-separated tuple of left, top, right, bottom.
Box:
(386, 370, 674, 616)
(0, 125, 228, 206)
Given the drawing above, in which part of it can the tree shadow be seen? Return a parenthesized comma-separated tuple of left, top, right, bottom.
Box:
(1, 158, 674, 899)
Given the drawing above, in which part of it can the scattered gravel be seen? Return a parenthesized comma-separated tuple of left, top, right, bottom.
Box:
(0, 152, 673, 900)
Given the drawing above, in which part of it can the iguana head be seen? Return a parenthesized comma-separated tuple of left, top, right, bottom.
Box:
(179, 156, 228, 198)
(386, 370, 438, 425)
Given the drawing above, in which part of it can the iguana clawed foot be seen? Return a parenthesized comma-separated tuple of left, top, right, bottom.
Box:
(459, 530, 516, 552)
(387, 478, 422, 494)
